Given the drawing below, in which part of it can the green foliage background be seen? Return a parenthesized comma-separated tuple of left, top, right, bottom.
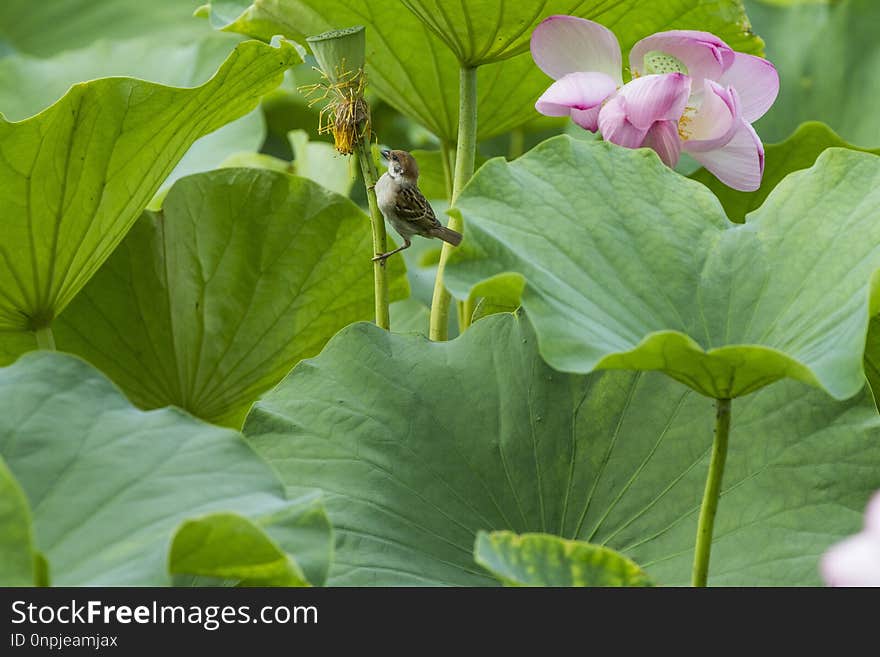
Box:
(1, 0, 878, 586)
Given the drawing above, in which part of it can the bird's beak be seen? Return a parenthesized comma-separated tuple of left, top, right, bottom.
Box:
(380, 149, 391, 160)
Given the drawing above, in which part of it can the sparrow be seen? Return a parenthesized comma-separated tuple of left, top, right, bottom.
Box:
(372, 149, 462, 262)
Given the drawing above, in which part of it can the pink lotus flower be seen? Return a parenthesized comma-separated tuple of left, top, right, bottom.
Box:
(821, 492, 880, 587)
(531, 16, 779, 192)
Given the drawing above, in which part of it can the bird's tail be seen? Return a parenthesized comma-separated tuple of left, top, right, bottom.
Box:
(431, 225, 462, 246)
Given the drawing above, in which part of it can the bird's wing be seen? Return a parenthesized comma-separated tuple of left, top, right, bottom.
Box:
(394, 185, 442, 232)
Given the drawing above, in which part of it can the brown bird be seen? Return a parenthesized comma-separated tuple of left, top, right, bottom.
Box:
(373, 149, 462, 262)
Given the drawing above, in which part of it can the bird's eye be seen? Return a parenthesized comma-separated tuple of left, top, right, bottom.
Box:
(391, 154, 399, 162)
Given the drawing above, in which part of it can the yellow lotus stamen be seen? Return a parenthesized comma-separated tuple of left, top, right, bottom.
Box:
(678, 106, 695, 141)
(299, 63, 370, 155)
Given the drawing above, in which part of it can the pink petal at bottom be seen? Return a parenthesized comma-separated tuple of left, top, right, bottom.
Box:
(597, 94, 648, 148)
(821, 532, 880, 587)
(865, 491, 880, 533)
(689, 119, 764, 192)
(570, 106, 603, 132)
(644, 120, 682, 167)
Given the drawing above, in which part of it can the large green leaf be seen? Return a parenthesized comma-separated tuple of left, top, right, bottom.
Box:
(169, 492, 332, 586)
(243, 314, 880, 585)
(0, 458, 37, 585)
(746, 0, 880, 147)
(53, 168, 407, 427)
(467, 273, 525, 325)
(0, 34, 267, 200)
(0, 34, 241, 122)
(408, 149, 453, 200)
(0, 331, 35, 370)
(0, 0, 204, 57)
(170, 513, 309, 586)
(199, 1, 762, 142)
(408, 149, 489, 200)
(219, 152, 292, 174)
(399, 0, 590, 66)
(401, 0, 762, 66)
(691, 121, 880, 223)
(444, 137, 880, 400)
(0, 39, 299, 354)
(390, 298, 431, 336)
(288, 129, 354, 197)
(0, 351, 329, 586)
(217, 129, 354, 198)
(475, 531, 653, 587)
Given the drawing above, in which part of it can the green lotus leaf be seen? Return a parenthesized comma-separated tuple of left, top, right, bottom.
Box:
(0, 458, 38, 585)
(170, 513, 309, 586)
(0, 33, 269, 204)
(289, 129, 353, 197)
(0, 351, 329, 586)
(467, 273, 525, 325)
(0, 0, 205, 57)
(746, 0, 880, 148)
(169, 493, 332, 586)
(471, 297, 521, 324)
(475, 531, 653, 587)
(219, 151, 293, 174)
(0, 331, 35, 370)
(390, 298, 431, 336)
(0, 0, 271, 199)
(408, 149, 489, 201)
(400, 0, 762, 66)
(198, 0, 762, 142)
(399, 0, 584, 65)
(52, 168, 407, 427)
(444, 137, 880, 400)
(253, 494, 335, 586)
(0, 39, 300, 358)
(692, 122, 880, 222)
(0, 34, 242, 122)
(243, 314, 880, 585)
(408, 150, 453, 200)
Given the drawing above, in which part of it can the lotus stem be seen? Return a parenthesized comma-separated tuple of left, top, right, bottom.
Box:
(302, 26, 390, 329)
(692, 397, 732, 586)
(35, 325, 56, 351)
(430, 65, 478, 340)
(357, 141, 391, 330)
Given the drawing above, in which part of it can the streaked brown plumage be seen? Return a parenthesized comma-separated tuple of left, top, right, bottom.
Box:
(373, 149, 462, 262)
